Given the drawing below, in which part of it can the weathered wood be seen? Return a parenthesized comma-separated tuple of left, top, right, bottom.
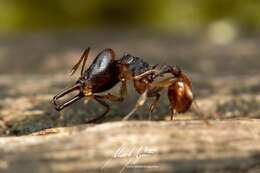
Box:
(0, 120, 260, 173)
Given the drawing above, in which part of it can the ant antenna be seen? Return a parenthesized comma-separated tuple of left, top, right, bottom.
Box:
(70, 47, 90, 76)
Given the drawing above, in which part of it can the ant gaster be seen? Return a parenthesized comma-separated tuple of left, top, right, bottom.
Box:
(52, 48, 208, 124)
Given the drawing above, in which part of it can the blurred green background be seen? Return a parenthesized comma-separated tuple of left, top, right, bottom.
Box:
(1, 0, 260, 34)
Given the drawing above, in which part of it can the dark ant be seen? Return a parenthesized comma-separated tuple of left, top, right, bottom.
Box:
(52, 48, 209, 124)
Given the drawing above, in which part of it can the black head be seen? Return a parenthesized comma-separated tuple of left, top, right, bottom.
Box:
(77, 48, 118, 95)
(53, 48, 117, 111)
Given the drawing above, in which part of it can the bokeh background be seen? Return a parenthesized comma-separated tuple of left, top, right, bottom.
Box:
(1, 0, 260, 74)
(0, 0, 260, 135)
(1, 0, 260, 34)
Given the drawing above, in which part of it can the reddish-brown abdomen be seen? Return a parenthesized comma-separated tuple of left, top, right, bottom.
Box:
(168, 74, 193, 113)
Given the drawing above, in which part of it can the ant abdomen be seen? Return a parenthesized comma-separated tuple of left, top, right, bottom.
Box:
(168, 74, 193, 113)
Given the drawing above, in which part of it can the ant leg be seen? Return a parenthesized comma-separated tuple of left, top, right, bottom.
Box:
(119, 64, 160, 81)
(149, 78, 178, 121)
(148, 93, 160, 120)
(154, 65, 181, 78)
(147, 87, 163, 120)
(117, 80, 127, 102)
(96, 80, 127, 102)
(85, 97, 110, 123)
(70, 47, 90, 76)
(133, 69, 160, 80)
(149, 77, 178, 87)
(123, 87, 148, 120)
(170, 108, 177, 120)
(85, 80, 127, 123)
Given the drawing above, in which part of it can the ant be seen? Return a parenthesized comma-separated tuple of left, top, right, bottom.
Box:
(52, 48, 209, 124)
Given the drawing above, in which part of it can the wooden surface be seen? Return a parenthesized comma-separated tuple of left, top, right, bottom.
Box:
(0, 30, 260, 172)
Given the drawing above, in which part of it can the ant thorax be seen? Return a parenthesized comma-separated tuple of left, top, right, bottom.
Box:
(119, 53, 155, 77)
